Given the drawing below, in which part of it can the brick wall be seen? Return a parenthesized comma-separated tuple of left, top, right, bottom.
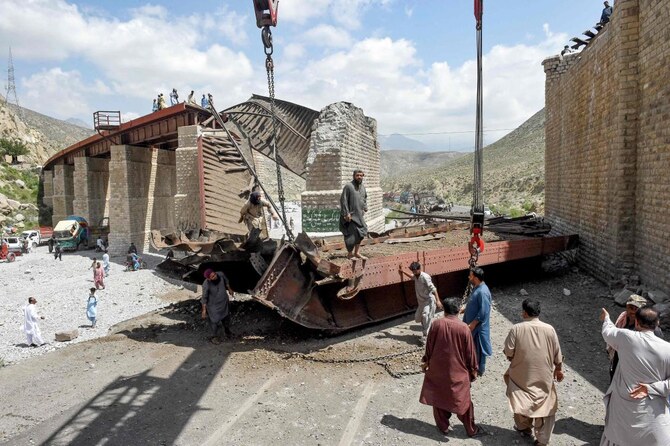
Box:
(51, 164, 74, 226)
(41, 169, 53, 211)
(252, 150, 306, 202)
(72, 156, 110, 226)
(544, 0, 669, 293)
(174, 125, 203, 231)
(302, 102, 384, 234)
(107, 145, 175, 255)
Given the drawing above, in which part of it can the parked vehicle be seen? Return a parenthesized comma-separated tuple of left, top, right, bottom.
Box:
(52, 216, 90, 251)
(21, 230, 41, 251)
(4, 236, 23, 253)
(0, 241, 16, 262)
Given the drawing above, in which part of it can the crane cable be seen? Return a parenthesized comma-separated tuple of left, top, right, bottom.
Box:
(463, 0, 486, 306)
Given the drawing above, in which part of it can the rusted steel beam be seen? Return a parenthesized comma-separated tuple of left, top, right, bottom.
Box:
(336, 234, 579, 291)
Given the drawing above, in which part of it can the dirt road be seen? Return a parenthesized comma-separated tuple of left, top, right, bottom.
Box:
(0, 267, 614, 445)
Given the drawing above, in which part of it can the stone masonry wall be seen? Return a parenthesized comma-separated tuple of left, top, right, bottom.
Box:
(544, 0, 670, 293)
(107, 145, 175, 256)
(302, 102, 384, 234)
(72, 156, 110, 226)
(51, 164, 74, 227)
(41, 169, 53, 212)
(634, 0, 670, 293)
(174, 125, 203, 231)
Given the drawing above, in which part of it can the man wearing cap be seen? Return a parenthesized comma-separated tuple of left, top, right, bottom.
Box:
(239, 190, 278, 240)
(400, 261, 443, 343)
(201, 269, 235, 344)
(339, 169, 368, 260)
(606, 294, 663, 380)
(463, 267, 492, 376)
(599, 305, 670, 445)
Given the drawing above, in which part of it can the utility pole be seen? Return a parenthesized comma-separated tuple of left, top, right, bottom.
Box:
(4, 47, 23, 118)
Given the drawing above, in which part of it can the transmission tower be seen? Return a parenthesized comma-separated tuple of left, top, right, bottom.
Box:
(4, 47, 23, 118)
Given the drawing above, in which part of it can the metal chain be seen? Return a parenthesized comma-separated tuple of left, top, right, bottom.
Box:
(284, 347, 424, 379)
(264, 32, 293, 241)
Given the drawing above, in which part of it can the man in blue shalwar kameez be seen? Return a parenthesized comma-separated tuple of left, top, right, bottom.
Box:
(463, 267, 492, 376)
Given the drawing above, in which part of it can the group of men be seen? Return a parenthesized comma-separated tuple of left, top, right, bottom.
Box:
(151, 89, 211, 112)
(416, 277, 670, 445)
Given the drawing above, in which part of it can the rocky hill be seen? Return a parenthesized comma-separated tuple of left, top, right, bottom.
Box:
(0, 99, 94, 164)
(381, 150, 465, 178)
(382, 109, 545, 215)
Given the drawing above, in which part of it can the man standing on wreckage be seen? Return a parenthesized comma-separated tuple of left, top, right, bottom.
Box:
(339, 169, 368, 260)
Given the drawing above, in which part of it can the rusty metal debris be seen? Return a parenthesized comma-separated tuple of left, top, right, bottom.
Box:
(155, 220, 578, 333)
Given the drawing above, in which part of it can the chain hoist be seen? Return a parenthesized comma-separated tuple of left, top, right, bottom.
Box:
(253, 0, 293, 241)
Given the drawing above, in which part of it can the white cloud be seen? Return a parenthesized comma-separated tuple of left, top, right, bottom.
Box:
(302, 25, 353, 48)
(280, 0, 392, 29)
(21, 68, 111, 120)
(0, 0, 257, 117)
(280, 26, 567, 146)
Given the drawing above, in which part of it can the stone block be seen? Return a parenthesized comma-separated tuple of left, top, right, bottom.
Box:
(647, 290, 669, 304)
(614, 289, 633, 306)
(55, 329, 79, 342)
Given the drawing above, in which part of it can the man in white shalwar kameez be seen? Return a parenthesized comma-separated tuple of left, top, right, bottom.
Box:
(23, 297, 45, 347)
(600, 306, 670, 446)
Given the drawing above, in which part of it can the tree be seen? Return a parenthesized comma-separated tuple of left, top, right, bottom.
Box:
(0, 138, 28, 164)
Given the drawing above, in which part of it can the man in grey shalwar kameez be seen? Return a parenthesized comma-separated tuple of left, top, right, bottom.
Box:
(339, 170, 368, 259)
(201, 269, 235, 344)
(599, 306, 670, 446)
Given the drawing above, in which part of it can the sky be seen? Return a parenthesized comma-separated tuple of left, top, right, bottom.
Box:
(0, 1, 606, 151)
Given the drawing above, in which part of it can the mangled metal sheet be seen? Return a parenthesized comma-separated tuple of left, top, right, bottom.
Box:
(251, 233, 579, 332)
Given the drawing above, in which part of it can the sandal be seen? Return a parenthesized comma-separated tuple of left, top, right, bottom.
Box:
(514, 426, 533, 438)
(469, 426, 487, 438)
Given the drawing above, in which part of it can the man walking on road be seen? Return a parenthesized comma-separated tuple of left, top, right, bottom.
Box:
(23, 297, 45, 347)
(600, 306, 670, 445)
(201, 268, 235, 345)
(400, 261, 443, 344)
(504, 298, 564, 446)
(339, 169, 368, 260)
(54, 241, 62, 260)
(463, 267, 492, 375)
(420, 298, 485, 438)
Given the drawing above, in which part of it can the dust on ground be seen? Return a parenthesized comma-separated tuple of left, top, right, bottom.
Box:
(0, 260, 620, 446)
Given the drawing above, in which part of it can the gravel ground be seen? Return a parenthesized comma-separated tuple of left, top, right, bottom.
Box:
(0, 245, 182, 365)
(0, 264, 616, 445)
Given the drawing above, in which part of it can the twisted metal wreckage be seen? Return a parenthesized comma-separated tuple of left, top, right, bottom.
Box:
(154, 0, 579, 332)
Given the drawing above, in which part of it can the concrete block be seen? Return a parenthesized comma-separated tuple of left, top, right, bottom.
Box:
(55, 329, 79, 342)
(647, 290, 669, 304)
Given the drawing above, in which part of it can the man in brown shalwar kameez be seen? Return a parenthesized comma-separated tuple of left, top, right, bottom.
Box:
(420, 298, 486, 437)
(504, 298, 564, 446)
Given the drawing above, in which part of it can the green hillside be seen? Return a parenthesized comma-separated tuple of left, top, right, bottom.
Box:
(382, 109, 545, 216)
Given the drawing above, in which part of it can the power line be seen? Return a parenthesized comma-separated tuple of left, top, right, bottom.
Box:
(378, 128, 515, 137)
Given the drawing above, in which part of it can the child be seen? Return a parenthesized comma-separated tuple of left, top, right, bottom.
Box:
(94, 262, 105, 290)
(86, 288, 98, 328)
